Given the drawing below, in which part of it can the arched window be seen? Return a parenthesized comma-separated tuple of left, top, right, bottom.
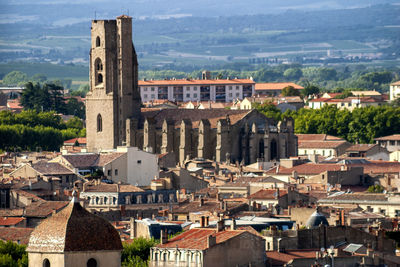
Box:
(94, 58, 103, 85)
(96, 36, 101, 47)
(87, 258, 97, 267)
(43, 259, 50, 267)
(97, 73, 103, 84)
(97, 114, 102, 132)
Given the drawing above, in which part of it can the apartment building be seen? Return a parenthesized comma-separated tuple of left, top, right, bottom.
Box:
(139, 78, 255, 103)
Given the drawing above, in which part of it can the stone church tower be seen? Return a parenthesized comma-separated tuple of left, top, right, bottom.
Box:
(86, 15, 141, 152)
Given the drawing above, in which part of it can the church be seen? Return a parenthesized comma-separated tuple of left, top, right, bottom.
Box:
(85, 15, 298, 165)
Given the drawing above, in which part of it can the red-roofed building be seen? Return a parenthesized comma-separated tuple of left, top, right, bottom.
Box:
(149, 228, 265, 267)
(6, 99, 23, 113)
(296, 134, 351, 157)
(375, 134, 400, 152)
(255, 82, 303, 96)
(248, 188, 313, 214)
(0, 217, 26, 227)
(139, 78, 255, 103)
(308, 96, 387, 110)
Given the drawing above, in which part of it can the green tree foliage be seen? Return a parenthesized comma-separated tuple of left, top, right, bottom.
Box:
(368, 185, 384, 193)
(281, 86, 301, 97)
(122, 238, 157, 267)
(2, 71, 28, 86)
(291, 105, 400, 143)
(31, 73, 47, 83)
(22, 82, 85, 118)
(71, 83, 89, 97)
(0, 110, 84, 151)
(283, 68, 302, 80)
(0, 240, 28, 267)
(302, 85, 320, 97)
(65, 98, 85, 119)
(252, 101, 282, 121)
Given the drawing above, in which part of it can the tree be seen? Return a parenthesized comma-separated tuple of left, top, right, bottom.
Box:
(2, 71, 28, 86)
(0, 240, 28, 267)
(302, 85, 320, 97)
(283, 68, 302, 80)
(122, 238, 156, 267)
(65, 98, 85, 119)
(20, 82, 51, 112)
(281, 86, 301, 97)
(253, 101, 282, 121)
(44, 82, 65, 113)
(31, 73, 47, 83)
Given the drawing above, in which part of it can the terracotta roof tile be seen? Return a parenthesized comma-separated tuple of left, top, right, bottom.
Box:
(296, 134, 344, 141)
(346, 144, 378, 152)
(63, 137, 87, 145)
(62, 152, 125, 168)
(0, 217, 25, 226)
(374, 134, 400, 141)
(32, 161, 74, 176)
(0, 227, 33, 245)
(298, 141, 349, 149)
(156, 228, 246, 250)
(248, 189, 287, 200)
(27, 200, 122, 253)
(255, 83, 303, 91)
(266, 163, 344, 175)
(266, 249, 320, 265)
(83, 182, 144, 193)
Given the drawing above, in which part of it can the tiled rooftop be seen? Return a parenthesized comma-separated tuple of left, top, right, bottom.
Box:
(248, 189, 288, 200)
(27, 200, 122, 253)
(0, 227, 33, 245)
(156, 228, 246, 250)
(374, 134, 400, 141)
(32, 161, 74, 176)
(255, 83, 303, 91)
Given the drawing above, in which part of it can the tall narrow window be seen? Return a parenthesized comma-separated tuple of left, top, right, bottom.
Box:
(97, 74, 103, 84)
(97, 114, 102, 132)
(96, 36, 100, 47)
(43, 259, 51, 267)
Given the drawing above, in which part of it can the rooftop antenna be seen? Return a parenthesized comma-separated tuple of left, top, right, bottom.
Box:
(128, 9, 129, 16)
(95, 11, 97, 20)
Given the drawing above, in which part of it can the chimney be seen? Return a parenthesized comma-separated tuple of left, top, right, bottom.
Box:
(217, 219, 225, 232)
(200, 216, 205, 228)
(231, 218, 236, 230)
(130, 217, 136, 239)
(207, 234, 216, 248)
(160, 230, 168, 244)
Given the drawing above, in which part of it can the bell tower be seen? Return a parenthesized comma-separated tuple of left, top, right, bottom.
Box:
(86, 15, 141, 152)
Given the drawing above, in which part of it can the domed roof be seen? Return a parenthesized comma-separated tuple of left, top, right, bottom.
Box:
(27, 193, 122, 253)
(306, 209, 329, 229)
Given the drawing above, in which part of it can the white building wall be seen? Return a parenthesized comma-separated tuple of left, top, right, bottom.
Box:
(390, 85, 400, 101)
(117, 146, 159, 186)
